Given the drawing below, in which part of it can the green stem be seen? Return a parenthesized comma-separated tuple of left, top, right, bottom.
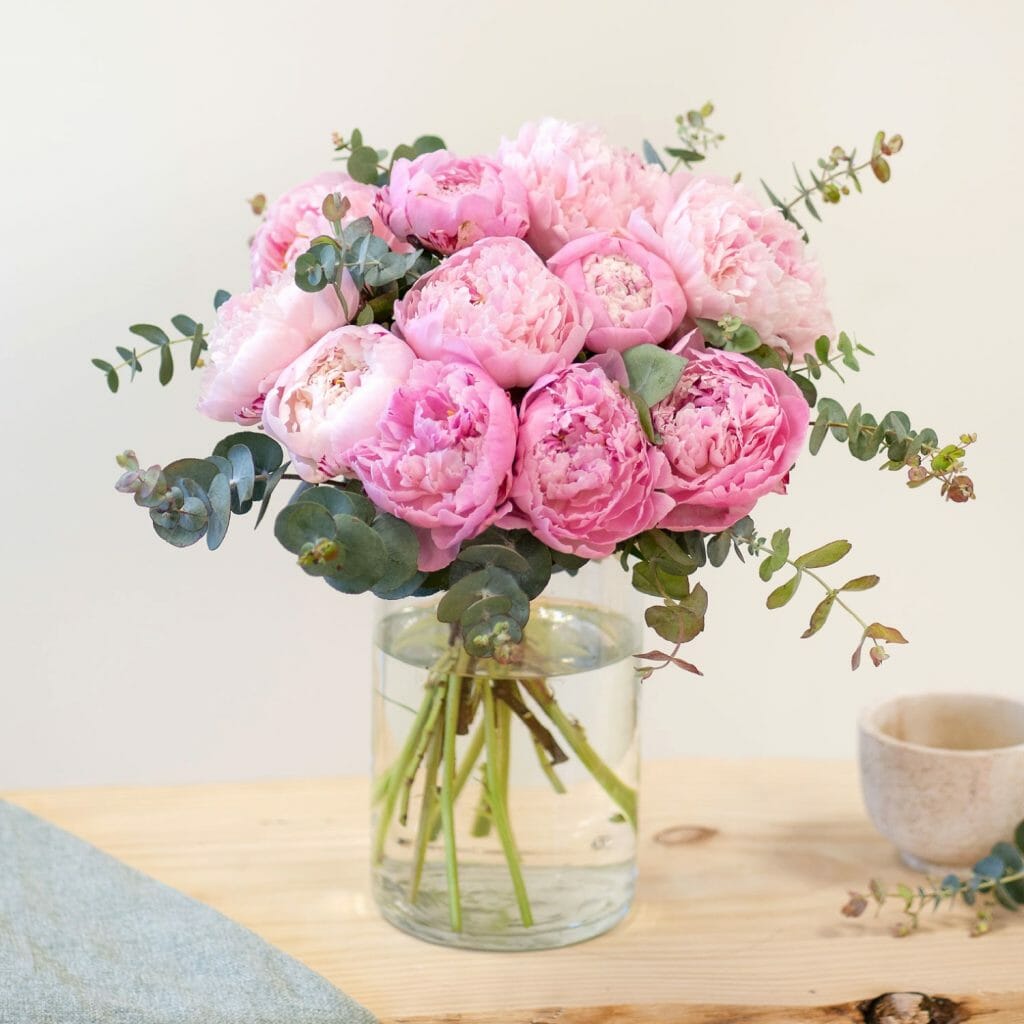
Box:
(371, 651, 454, 864)
(531, 735, 567, 795)
(409, 718, 443, 902)
(426, 715, 485, 842)
(522, 680, 637, 830)
(399, 686, 445, 827)
(482, 682, 533, 927)
(110, 334, 206, 375)
(440, 671, 463, 931)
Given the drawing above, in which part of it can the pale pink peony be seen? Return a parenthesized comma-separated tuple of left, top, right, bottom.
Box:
(498, 119, 675, 258)
(197, 272, 359, 425)
(652, 345, 809, 532)
(261, 324, 415, 483)
(375, 150, 529, 255)
(499, 363, 674, 558)
(250, 171, 408, 288)
(344, 360, 517, 572)
(651, 176, 834, 358)
(546, 223, 687, 353)
(393, 237, 589, 389)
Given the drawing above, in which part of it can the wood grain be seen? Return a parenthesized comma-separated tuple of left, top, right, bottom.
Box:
(6, 759, 1023, 1021)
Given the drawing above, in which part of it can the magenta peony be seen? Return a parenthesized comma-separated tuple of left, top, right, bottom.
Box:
(546, 223, 687, 353)
(344, 360, 517, 572)
(651, 176, 834, 358)
(652, 345, 809, 532)
(499, 363, 674, 558)
(393, 237, 589, 389)
(197, 273, 358, 425)
(250, 171, 408, 288)
(375, 150, 529, 255)
(261, 324, 415, 483)
(498, 118, 675, 258)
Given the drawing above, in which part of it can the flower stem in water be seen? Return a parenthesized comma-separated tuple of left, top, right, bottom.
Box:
(482, 682, 534, 927)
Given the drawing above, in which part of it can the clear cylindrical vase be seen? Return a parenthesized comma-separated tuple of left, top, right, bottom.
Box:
(370, 558, 641, 951)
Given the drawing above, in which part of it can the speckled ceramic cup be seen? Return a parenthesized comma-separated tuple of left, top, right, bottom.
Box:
(859, 693, 1024, 872)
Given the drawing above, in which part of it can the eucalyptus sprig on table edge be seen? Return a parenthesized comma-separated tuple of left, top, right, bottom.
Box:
(842, 822, 1024, 937)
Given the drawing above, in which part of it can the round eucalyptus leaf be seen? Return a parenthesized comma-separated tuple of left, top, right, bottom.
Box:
(370, 513, 420, 596)
(206, 472, 231, 551)
(163, 458, 219, 492)
(274, 502, 336, 555)
(297, 485, 375, 523)
(227, 444, 256, 512)
(456, 544, 532, 576)
(320, 513, 386, 593)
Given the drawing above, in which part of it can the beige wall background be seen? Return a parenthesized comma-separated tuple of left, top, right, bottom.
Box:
(1, 0, 1020, 787)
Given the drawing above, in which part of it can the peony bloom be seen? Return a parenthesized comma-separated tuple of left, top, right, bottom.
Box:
(652, 176, 834, 358)
(262, 324, 415, 483)
(498, 118, 675, 258)
(652, 346, 809, 532)
(375, 150, 529, 255)
(197, 272, 358, 425)
(546, 223, 687, 353)
(393, 237, 589, 389)
(344, 360, 517, 572)
(250, 171, 408, 288)
(499, 363, 674, 558)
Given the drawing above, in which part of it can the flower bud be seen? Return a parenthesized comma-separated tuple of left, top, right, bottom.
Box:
(841, 892, 868, 917)
(946, 475, 974, 503)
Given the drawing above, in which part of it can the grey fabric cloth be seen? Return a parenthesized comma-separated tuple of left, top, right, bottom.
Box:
(0, 801, 377, 1024)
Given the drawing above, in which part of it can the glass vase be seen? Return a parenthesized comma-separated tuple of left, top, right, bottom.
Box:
(370, 558, 641, 951)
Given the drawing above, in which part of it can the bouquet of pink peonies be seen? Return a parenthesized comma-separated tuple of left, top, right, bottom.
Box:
(99, 110, 975, 945)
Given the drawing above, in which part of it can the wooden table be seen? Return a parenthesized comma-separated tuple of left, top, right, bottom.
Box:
(6, 759, 1022, 1022)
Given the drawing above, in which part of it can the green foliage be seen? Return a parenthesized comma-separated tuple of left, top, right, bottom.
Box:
(434, 530, 555, 660)
(643, 103, 724, 171)
(762, 131, 903, 238)
(845, 820, 1024, 936)
(114, 433, 288, 550)
(721, 518, 905, 670)
(92, 293, 225, 391)
(331, 128, 447, 186)
(273, 484, 421, 598)
(619, 344, 687, 444)
(291, 192, 435, 323)
(808, 395, 977, 504)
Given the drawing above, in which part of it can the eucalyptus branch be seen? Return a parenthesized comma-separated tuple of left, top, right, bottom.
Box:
(843, 822, 1024, 937)
(762, 131, 903, 235)
(93, 309, 218, 393)
(726, 522, 907, 670)
(642, 102, 724, 173)
(810, 397, 977, 504)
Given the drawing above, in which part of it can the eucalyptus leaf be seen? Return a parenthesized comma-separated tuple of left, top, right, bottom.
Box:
(622, 344, 687, 407)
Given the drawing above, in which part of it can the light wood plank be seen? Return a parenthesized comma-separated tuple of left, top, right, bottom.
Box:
(6, 759, 1022, 1020)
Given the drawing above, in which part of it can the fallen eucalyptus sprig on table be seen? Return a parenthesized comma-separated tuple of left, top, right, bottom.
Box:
(842, 822, 1024, 936)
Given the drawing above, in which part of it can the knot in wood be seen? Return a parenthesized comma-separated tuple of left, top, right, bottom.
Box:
(862, 992, 965, 1024)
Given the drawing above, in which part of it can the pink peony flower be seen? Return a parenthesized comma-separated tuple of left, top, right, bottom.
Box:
(261, 324, 415, 483)
(393, 237, 589, 389)
(498, 118, 675, 258)
(344, 360, 517, 572)
(546, 223, 687, 353)
(250, 171, 408, 288)
(652, 345, 809, 532)
(375, 150, 529, 255)
(499, 363, 674, 558)
(652, 176, 834, 358)
(197, 272, 358, 425)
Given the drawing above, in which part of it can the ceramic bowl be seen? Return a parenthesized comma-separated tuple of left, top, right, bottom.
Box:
(858, 693, 1024, 872)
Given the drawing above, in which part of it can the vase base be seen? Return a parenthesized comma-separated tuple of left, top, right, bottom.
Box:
(373, 857, 635, 951)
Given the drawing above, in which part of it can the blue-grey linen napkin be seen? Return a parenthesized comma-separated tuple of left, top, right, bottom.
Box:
(0, 800, 377, 1024)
